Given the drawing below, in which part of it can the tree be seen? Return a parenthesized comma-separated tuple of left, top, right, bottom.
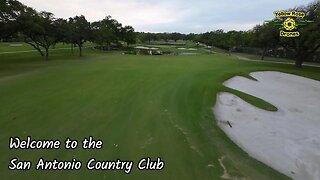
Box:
(170, 32, 182, 42)
(198, 32, 213, 46)
(251, 23, 279, 60)
(240, 31, 252, 47)
(18, 9, 57, 59)
(280, 1, 320, 67)
(0, 0, 25, 40)
(53, 18, 69, 44)
(69, 15, 91, 56)
(91, 16, 120, 50)
(185, 33, 197, 41)
(140, 32, 154, 43)
(121, 25, 136, 47)
(202, 30, 225, 49)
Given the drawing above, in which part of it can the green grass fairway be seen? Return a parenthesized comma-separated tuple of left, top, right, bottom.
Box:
(1, 49, 320, 180)
(0, 42, 94, 53)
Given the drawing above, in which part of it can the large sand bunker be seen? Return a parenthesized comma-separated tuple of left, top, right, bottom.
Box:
(213, 71, 320, 180)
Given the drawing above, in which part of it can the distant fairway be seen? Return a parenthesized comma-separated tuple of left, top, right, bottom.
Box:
(1, 47, 320, 180)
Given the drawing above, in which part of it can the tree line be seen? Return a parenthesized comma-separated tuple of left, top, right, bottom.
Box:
(0, 0, 137, 59)
(1, 0, 319, 67)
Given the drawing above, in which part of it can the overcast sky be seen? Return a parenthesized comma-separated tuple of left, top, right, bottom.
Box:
(19, 0, 316, 33)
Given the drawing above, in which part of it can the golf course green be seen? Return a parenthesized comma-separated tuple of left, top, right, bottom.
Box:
(1, 47, 320, 180)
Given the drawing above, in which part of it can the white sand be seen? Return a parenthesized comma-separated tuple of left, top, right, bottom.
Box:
(213, 71, 320, 180)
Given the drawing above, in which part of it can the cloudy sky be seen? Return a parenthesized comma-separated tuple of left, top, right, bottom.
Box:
(19, 0, 316, 33)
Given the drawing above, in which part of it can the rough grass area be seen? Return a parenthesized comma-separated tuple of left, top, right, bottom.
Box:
(1, 47, 319, 180)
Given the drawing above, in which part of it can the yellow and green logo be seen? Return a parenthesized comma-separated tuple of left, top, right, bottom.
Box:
(265, 10, 313, 38)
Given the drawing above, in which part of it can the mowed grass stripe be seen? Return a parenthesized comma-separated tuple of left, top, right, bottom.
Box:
(1, 51, 319, 179)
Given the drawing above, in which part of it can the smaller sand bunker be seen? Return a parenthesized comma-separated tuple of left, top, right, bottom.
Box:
(214, 71, 320, 180)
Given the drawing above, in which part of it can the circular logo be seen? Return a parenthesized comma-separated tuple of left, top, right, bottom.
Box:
(283, 18, 296, 31)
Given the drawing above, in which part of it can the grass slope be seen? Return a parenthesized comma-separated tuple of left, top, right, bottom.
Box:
(1, 49, 320, 180)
